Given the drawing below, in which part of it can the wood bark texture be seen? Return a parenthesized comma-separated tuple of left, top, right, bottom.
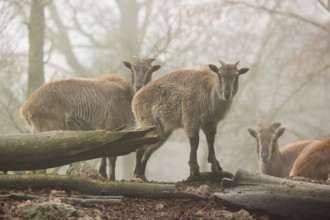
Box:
(0, 174, 204, 200)
(0, 127, 159, 171)
(27, 0, 47, 96)
(215, 169, 330, 219)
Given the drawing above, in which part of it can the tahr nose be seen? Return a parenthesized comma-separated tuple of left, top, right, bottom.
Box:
(223, 91, 232, 101)
(134, 84, 143, 92)
(261, 153, 268, 162)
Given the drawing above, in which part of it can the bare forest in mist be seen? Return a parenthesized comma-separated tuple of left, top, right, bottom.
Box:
(0, 0, 329, 181)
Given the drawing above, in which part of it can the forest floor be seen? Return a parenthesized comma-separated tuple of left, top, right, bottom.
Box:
(0, 173, 318, 220)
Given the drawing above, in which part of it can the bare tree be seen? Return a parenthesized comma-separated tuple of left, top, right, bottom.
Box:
(0, 0, 29, 133)
(26, 0, 49, 97)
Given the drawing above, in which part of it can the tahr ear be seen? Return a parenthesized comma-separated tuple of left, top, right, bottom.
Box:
(123, 61, 132, 70)
(238, 67, 249, 75)
(275, 128, 285, 139)
(270, 122, 281, 131)
(209, 64, 219, 74)
(152, 64, 161, 72)
(248, 128, 257, 138)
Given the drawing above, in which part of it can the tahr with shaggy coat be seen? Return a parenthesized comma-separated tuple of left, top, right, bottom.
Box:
(132, 60, 249, 180)
(290, 136, 330, 181)
(20, 58, 161, 179)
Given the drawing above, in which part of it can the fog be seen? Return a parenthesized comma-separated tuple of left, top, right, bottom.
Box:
(0, 0, 329, 181)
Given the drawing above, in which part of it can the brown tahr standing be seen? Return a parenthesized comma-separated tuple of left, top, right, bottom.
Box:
(20, 58, 161, 180)
(132, 59, 249, 180)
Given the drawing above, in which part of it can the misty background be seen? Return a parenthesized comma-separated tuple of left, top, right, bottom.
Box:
(0, 0, 329, 181)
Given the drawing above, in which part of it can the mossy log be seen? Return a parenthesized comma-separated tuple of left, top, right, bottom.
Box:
(215, 169, 330, 219)
(0, 174, 204, 200)
(0, 193, 123, 206)
(0, 127, 159, 171)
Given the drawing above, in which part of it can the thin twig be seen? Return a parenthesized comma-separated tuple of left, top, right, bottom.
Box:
(0, 193, 46, 201)
(268, 64, 330, 122)
(229, 1, 329, 33)
(317, 0, 330, 13)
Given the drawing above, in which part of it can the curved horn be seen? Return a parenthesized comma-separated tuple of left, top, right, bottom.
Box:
(233, 60, 240, 67)
(270, 122, 281, 131)
(256, 122, 264, 130)
(218, 59, 226, 67)
(146, 58, 156, 63)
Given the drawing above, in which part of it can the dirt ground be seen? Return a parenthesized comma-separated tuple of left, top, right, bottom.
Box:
(2, 163, 327, 220)
(0, 175, 309, 220)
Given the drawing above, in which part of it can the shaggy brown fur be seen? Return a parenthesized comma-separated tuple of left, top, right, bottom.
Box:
(132, 60, 249, 180)
(20, 58, 161, 180)
(21, 76, 133, 131)
(290, 136, 330, 181)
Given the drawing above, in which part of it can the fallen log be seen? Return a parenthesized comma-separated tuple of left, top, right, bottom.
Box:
(60, 197, 122, 206)
(0, 127, 159, 171)
(0, 174, 205, 200)
(0, 193, 46, 201)
(0, 192, 123, 206)
(183, 171, 234, 182)
(215, 169, 330, 219)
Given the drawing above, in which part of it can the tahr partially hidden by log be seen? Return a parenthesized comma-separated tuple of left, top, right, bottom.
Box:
(215, 169, 330, 219)
(0, 127, 159, 172)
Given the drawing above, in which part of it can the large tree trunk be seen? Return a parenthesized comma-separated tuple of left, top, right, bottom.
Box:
(115, 0, 143, 179)
(116, 0, 140, 59)
(0, 127, 159, 172)
(215, 169, 330, 219)
(27, 0, 48, 97)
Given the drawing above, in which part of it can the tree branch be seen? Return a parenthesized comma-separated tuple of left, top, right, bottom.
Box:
(66, 1, 105, 48)
(0, 193, 46, 201)
(229, 1, 329, 33)
(269, 63, 330, 121)
(47, 2, 90, 76)
(317, 0, 330, 13)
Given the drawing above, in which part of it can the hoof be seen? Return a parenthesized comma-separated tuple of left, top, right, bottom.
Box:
(134, 174, 147, 181)
(98, 171, 108, 180)
(186, 172, 201, 181)
(132, 177, 146, 182)
(109, 173, 116, 181)
(211, 163, 222, 172)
